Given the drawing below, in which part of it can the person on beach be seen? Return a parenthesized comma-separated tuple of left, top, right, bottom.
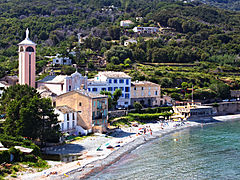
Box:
(143, 136, 146, 141)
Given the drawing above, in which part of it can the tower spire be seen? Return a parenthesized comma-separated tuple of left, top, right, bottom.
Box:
(26, 28, 29, 39)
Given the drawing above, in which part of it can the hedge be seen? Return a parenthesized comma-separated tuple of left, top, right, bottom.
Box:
(0, 134, 40, 156)
(131, 107, 173, 114)
(142, 107, 173, 113)
(128, 112, 173, 122)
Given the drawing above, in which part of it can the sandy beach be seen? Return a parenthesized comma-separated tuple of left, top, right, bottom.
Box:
(18, 114, 240, 180)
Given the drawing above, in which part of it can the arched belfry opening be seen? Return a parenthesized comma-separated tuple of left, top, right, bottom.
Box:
(26, 46, 34, 52)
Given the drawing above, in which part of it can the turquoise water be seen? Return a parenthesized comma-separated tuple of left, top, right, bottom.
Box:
(87, 121, 240, 180)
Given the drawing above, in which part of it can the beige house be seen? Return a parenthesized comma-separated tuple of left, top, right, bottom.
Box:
(56, 90, 108, 134)
(131, 81, 161, 107)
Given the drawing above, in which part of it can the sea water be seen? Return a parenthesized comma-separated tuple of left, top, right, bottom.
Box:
(87, 121, 240, 180)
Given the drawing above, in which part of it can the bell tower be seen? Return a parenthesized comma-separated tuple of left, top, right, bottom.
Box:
(18, 28, 36, 87)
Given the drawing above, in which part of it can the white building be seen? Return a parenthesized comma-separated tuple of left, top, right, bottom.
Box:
(133, 27, 159, 34)
(0, 81, 9, 97)
(55, 106, 77, 134)
(46, 54, 72, 66)
(124, 39, 137, 46)
(120, 20, 134, 27)
(87, 71, 131, 108)
(37, 71, 87, 95)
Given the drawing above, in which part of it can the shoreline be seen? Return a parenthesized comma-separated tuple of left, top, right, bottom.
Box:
(19, 114, 240, 180)
(67, 114, 240, 180)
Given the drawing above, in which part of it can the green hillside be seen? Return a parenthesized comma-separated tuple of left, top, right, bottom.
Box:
(0, 0, 240, 101)
(197, 0, 240, 11)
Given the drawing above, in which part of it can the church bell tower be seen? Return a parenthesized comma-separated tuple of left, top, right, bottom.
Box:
(18, 28, 36, 87)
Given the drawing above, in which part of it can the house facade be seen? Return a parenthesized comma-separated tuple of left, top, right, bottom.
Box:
(56, 90, 108, 134)
(46, 54, 72, 66)
(120, 20, 134, 27)
(124, 39, 137, 46)
(37, 71, 87, 95)
(87, 71, 131, 108)
(133, 27, 159, 34)
(131, 81, 161, 107)
(55, 106, 77, 135)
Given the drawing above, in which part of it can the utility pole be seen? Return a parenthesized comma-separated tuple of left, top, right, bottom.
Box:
(192, 84, 194, 104)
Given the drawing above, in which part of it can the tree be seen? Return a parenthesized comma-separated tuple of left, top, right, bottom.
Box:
(209, 82, 230, 99)
(113, 89, 122, 108)
(100, 91, 113, 110)
(171, 92, 182, 101)
(0, 85, 60, 144)
(134, 102, 143, 112)
(61, 65, 76, 75)
(108, 26, 120, 40)
(181, 82, 188, 90)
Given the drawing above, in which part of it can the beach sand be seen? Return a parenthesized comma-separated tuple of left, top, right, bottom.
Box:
(19, 114, 240, 180)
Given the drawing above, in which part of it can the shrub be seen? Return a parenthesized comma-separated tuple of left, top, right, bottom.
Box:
(0, 151, 10, 163)
(133, 102, 143, 112)
(0, 134, 40, 156)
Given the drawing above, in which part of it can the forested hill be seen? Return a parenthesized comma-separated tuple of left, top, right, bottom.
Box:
(0, 0, 240, 77)
(197, 0, 240, 11)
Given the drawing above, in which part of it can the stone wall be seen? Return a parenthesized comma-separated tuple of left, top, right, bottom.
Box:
(108, 110, 128, 119)
(207, 102, 240, 115)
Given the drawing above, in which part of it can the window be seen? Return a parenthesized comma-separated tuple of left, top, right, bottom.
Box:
(67, 122, 70, 129)
(61, 123, 64, 131)
(72, 121, 75, 127)
(125, 87, 129, 92)
(92, 88, 97, 92)
(79, 102, 82, 106)
(125, 94, 130, 99)
(56, 60, 59, 63)
(69, 85, 71, 91)
(148, 91, 151, 96)
(108, 87, 112, 91)
(120, 87, 124, 91)
(53, 102, 56, 107)
(92, 112, 95, 120)
(72, 113, 75, 120)
(104, 110, 107, 116)
(61, 84, 63, 91)
(114, 87, 118, 91)
(155, 91, 158, 95)
(119, 79, 124, 83)
(142, 87, 144, 90)
(88, 88, 91, 91)
(134, 87, 137, 90)
(114, 79, 117, 83)
(109, 79, 112, 83)
(67, 114, 69, 121)
(126, 79, 129, 85)
(102, 88, 106, 91)
(121, 93, 124, 97)
(124, 102, 128, 105)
